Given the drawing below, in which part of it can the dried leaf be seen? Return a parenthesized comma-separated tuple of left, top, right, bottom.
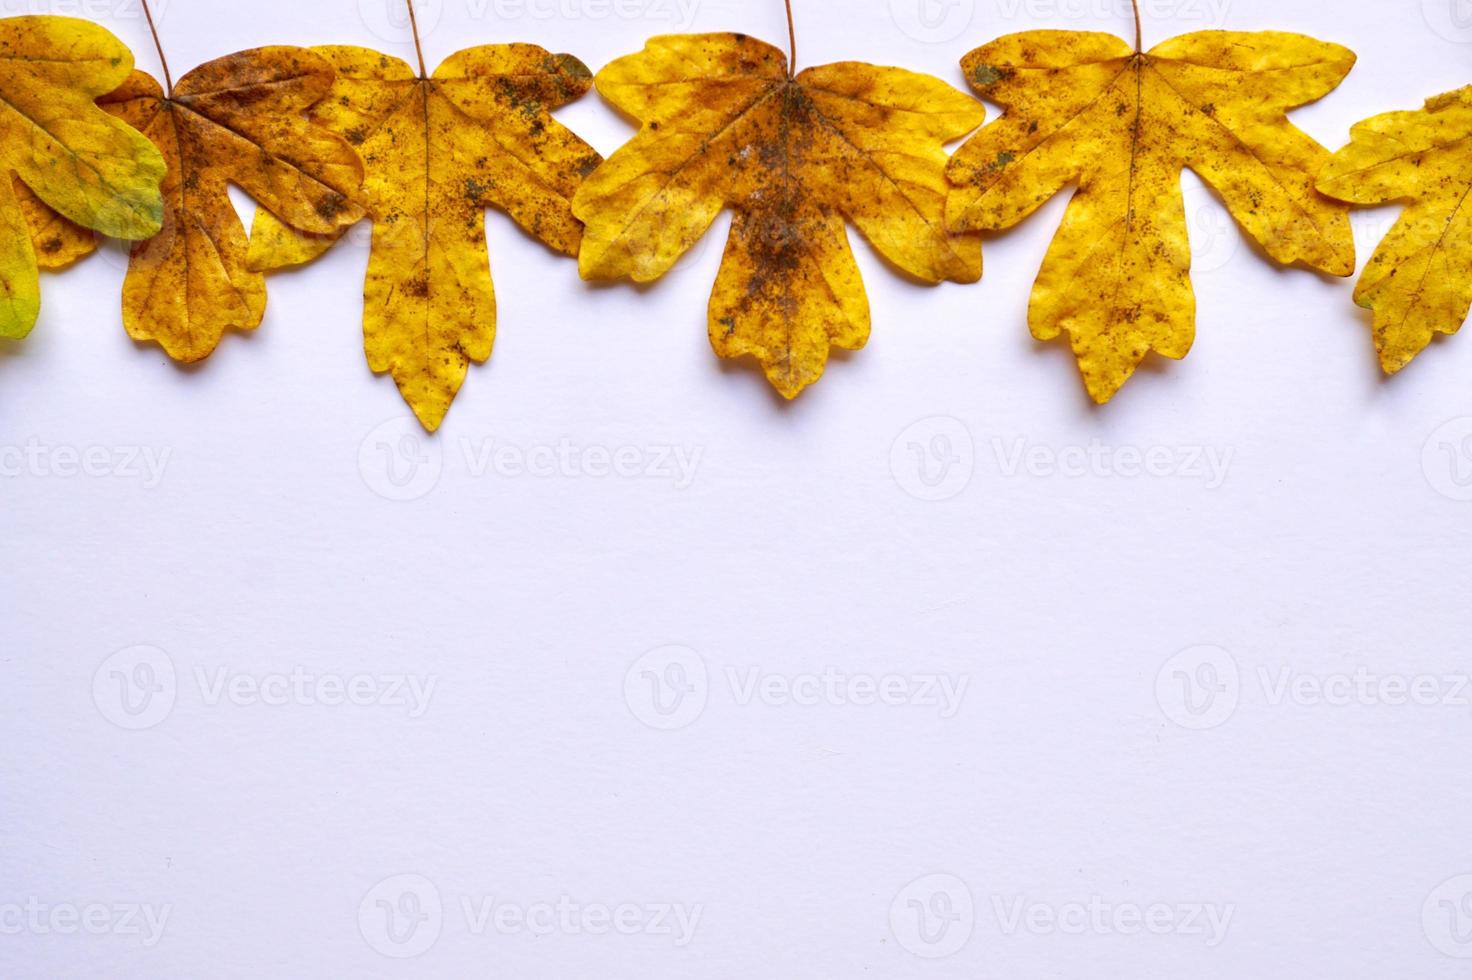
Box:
(575, 33, 983, 398)
(97, 48, 366, 361)
(1318, 86, 1472, 372)
(948, 30, 1356, 402)
(248, 44, 602, 433)
(0, 15, 165, 339)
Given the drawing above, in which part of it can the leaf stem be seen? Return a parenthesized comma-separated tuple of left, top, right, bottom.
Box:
(140, 0, 173, 97)
(1131, 0, 1142, 53)
(784, 0, 797, 78)
(406, 0, 428, 79)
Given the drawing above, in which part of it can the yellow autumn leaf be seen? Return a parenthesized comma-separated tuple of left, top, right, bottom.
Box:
(1317, 86, 1472, 373)
(15, 178, 96, 272)
(248, 44, 602, 433)
(947, 30, 1356, 403)
(94, 48, 366, 361)
(0, 15, 165, 340)
(574, 33, 984, 399)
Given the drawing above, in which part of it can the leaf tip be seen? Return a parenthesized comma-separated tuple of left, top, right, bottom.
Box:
(0, 303, 39, 342)
(407, 399, 448, 434)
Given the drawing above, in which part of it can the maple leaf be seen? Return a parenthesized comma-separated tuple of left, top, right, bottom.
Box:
(248, 44, 602, 433)
(1317, 86, 1472, 373)
(0, 15, 165, 340)
(574, 33, 984, 399)
(947, 30, 1357, 403)
(83, 48, 366, 361)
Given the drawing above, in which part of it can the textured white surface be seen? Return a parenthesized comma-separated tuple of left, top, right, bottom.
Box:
(3, 0, 1472, 976)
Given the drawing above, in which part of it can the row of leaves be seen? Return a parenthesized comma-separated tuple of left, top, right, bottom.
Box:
(1, 15, 1464, 429)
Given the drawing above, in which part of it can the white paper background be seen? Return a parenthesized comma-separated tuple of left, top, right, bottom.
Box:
(4, 0, 1472, 976)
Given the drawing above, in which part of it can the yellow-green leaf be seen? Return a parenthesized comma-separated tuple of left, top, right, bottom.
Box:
(0, 15, 165, 339)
